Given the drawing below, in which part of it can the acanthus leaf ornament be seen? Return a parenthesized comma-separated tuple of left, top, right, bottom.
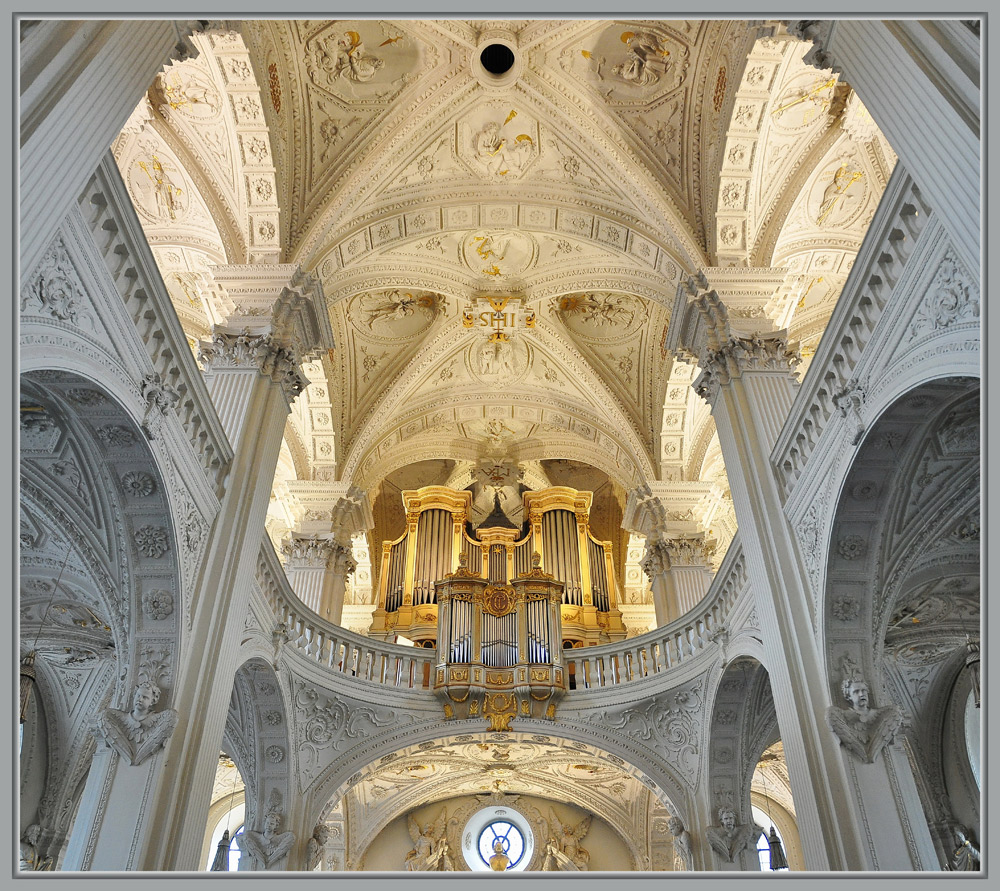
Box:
(198, 330, 307, 402)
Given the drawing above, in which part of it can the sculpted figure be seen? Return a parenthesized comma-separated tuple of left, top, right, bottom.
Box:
(542, 836, 578, 871)
(405, 809, 448, 871)
(950, 826, 980, 871)
(612, 31, 667, 86)
(668, 816, 694, 871)
(241, 809, 295, 870)
(95, 681, 178, 766)
(336, 31, 383, 83)
(489, 838, 510, 871)
(549, 808, 592, 870)
(20, 824, 41, 871)
(705, 806, 762, 863)
(826, 672, 903, 763)
(306, 823, 330, 871)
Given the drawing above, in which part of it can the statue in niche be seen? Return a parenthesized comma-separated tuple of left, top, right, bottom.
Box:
(306, 823, 330, 871)
(949, 826, 980, 871)
(95, 681, 178, 766)
(548, 809, 592, 870)
(404, 808, 450, 870)
(241, 808, 295, 870)
(825, 667, 903, 763)
(668, 816, 694, 871)
(705, 806, 762, 862)
(19, 824, 41, 871)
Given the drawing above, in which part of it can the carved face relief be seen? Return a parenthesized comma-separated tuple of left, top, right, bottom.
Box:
(720, 809, 736, 832)
(847, 681, 869, 711)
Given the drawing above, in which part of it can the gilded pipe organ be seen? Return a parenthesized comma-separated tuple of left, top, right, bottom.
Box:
(369, 486, 626, 647)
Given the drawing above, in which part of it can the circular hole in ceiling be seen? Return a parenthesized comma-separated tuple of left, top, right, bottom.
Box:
(480, 43, 515, 75)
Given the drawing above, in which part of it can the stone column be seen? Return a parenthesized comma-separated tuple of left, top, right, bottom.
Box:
(281, 482, 372, 625)
(281, 536, 356, 624)
(624, 482, 716, 627)
(641, 536, 716, 626)
(785, 19, 979, 278)
(112, 266, 330, 871)
(20, 21, 211, 275)
(669, 273, 936, 869)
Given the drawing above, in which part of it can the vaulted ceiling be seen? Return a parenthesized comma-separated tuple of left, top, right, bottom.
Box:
(111, 19, 895, 552)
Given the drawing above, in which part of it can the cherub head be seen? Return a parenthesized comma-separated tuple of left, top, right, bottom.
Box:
(718, 806, 737, 832)
(493, 839, 505, 854)
(667, 816, 684, 836)
(131, 681, 160, 718)
(23, 824, 41, 845)
(264, 810, 283, 836)
(841, 675, 870, 711)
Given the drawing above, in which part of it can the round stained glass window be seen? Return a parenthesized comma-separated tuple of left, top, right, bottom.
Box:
(478, 820, 525, 870)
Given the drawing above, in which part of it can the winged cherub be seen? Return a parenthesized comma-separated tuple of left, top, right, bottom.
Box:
(95, 680, 178, 766)
(404, 808, 450, 870)
(826, 668, 903, 763)
(548, 808, 592, 870)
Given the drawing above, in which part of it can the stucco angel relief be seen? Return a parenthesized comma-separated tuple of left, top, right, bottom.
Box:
(826, 668, 903, 763)
(405, 808, 453, 871)
(95, 681, 178, 766)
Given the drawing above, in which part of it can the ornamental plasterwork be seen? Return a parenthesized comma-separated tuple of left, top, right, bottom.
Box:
(330, 735, 655, 868)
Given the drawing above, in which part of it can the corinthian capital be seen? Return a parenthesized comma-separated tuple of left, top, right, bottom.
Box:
(693, 333, 801, 403)
(280, 535, 338, 568)
(198, 331, 307, 402)
(640, 539, 671, 580)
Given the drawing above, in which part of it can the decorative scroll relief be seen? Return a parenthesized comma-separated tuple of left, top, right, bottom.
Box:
(21, 238, 92, 329)
(907, 249, 979, 340)
(198, 331, 307, 401)
(585, 683, 702, 786)
(693, 333, 801, 403)
(292, 681, 400, 784)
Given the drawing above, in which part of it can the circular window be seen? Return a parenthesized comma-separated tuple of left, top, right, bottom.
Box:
(480, 43, 515, 75)
(462, 805, 534, 872)
(478, 820, 525, 870)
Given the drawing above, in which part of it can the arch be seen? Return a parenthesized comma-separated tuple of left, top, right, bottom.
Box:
(223, 657, 293, 849)
(822, 376, 980, 864)
(20, 369, 185, 868)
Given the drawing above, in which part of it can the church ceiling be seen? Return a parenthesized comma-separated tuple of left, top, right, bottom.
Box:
(114, 19, 895, 516)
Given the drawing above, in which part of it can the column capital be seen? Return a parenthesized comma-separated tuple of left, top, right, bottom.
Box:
(694, 332, 801, 404)
(640, 533, 716, 580)
(197, 330, 307, 403)
(280, 535, 339, 570)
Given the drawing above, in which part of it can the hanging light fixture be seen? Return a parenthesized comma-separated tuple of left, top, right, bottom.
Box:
(20, 549, 71, 723)
(759, 765, 788, 870)
(211, 755, 241, 871)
